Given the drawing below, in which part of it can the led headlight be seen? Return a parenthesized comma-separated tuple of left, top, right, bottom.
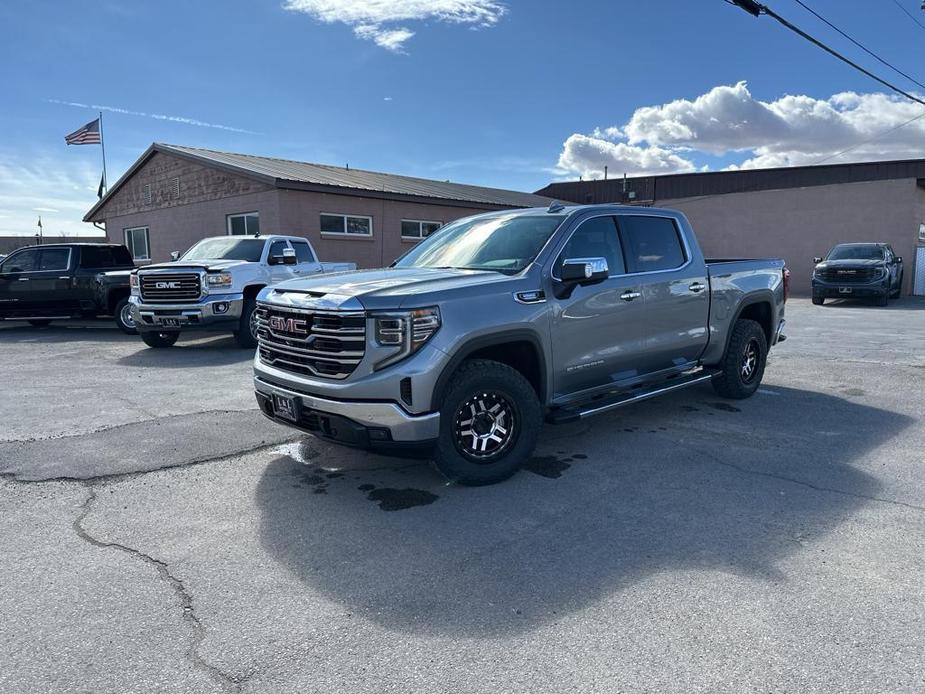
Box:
(206, 273, 233, 288)
(373, 307, 440, 370)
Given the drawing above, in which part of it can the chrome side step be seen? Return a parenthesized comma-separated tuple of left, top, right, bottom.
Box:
(548, 370, 717, 424)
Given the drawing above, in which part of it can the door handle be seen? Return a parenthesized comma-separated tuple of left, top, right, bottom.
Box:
(620, 290, 641, 302)
(17, 277, 29, 282)
(689, 282, 706, 293)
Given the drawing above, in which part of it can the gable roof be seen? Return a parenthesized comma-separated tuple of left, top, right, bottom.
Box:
(85, 143, 553, 221)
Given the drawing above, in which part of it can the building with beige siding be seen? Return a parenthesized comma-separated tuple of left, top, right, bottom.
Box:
(536, 159, 925, 297)
(84, 144, 553, 267)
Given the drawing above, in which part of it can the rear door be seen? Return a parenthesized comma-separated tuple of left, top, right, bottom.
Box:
(34, 247, 77, 310)
(617, 214, 709, 373)
(0, 249, 41, 313)
(549, 214, 648, 399)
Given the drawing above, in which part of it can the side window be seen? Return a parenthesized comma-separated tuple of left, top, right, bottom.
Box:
(268, 240, 289, 259)
(291, 241, 316, 264)
(1, 249, 39, 273)
(557, 216, 625, 276)
(618, 216, 686, 273)
(38, 248, 71, 271)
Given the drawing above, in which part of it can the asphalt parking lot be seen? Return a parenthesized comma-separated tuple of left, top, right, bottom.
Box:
(2, 297, 924, 693)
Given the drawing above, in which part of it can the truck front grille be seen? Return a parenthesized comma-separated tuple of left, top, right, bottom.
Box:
(140, 273, 202, 302)
(817, 267, 881, 283)
(256, 304, 366, 380)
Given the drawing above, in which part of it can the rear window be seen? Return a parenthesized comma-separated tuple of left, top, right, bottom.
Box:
(80, 246, 134, 268)
(38, 248, 71, 271)
(619, 216, 686, 273)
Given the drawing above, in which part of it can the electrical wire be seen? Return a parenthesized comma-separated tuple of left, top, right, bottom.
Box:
(890, 0, 925, 33)
(791, 0, 925, 91)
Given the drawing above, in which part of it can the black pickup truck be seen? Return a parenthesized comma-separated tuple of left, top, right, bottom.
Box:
(0, 243, 137, 333)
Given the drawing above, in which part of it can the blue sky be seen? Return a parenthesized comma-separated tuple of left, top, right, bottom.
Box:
(3, 0, 925, 236)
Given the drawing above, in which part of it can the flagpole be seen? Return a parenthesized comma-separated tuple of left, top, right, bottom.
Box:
(98, 111, 108, 193)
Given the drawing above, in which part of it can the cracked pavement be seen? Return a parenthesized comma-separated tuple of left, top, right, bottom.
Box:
(1, 300, 925, 693)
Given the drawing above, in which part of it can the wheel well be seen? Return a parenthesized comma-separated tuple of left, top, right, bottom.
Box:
(464, 341, 543, 400)
(243, 284, 265, 300)
(107, 288, 129, 313)
(738, 301, 773, 344)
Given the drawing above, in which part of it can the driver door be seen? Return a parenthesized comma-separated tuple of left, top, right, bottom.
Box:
(265, 240, 294, 285)
(548, 215, 648, 400)
(0, 249, 41, 313)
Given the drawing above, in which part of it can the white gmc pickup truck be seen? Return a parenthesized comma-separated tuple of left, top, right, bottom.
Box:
(129, 235, 355, 348)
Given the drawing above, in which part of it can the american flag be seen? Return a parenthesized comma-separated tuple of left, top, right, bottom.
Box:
(65, 118, 101, 145)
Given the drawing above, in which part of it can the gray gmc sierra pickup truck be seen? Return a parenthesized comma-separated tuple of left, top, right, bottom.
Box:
(253, 203, 789, 485)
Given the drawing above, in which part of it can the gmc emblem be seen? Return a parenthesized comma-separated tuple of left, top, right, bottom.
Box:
(155, 281, 181, 289)
(269, 316, 309, 335)
(837, 270, 856, 274)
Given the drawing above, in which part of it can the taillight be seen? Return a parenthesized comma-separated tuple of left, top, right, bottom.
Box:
(782, 267, 791, 303)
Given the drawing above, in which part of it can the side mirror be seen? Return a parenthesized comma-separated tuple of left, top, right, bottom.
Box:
(269, 248, 297, 266)
(895, 256, 903, 263)
(554, 257, 609, 299)
(813, 257, 823, 264)
(170, 251, 180, 261)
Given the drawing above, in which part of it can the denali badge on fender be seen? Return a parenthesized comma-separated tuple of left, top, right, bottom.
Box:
(269, 316, 310, 334)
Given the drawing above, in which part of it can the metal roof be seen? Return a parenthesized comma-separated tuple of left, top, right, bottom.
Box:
(85, 144, 553, 221)
(535, 157, 925, 205)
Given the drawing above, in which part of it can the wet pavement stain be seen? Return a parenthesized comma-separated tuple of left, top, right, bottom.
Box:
(326, 472, 345, 479)
(523, 455, 571, 479)
(366, 488, 439, 512)
(681, 405, 700, 412)
(572, 453, 588, 460)
(357, 483, 376, 491)
(842, 387, 866, 397)
(705, 402, 741, 413)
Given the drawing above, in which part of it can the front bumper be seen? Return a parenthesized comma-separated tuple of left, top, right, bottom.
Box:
(130, 293, 243, 332)
(254, 376, 440, 449)
(812, 278, 888, 298)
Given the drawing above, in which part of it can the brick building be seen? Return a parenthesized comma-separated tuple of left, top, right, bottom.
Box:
(84, 144, 552, 266)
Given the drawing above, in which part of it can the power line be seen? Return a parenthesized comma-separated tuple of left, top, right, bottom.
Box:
(727, 1, 925, 107)
(791, 0, 925, 92)
(890, 0, 925, 33)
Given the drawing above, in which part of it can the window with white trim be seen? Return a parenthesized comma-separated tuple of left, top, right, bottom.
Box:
(401, 219, 442, 240)
(124, 226, 150, 261)
(227, 212, 260, 236)
(320, 213, 372, 236)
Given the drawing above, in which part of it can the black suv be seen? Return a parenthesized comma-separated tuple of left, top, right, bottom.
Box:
(0, 243, 137, 332)
(811, 243, 903, 306)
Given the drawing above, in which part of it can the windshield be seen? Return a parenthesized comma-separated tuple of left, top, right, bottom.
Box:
(393, 214, 565, 274)
(827, 244, 884, 261)
(181, 238, 265, 262)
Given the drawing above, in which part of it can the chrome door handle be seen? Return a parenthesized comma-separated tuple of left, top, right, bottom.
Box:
(689, 282, 706, 293)
(620, 290, 641, 302)
(17, 277, 29, 281)
(58, 276, 70, 280)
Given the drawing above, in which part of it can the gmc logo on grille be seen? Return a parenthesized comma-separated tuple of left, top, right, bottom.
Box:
(155, 281, 181, 289)
(269, 316, 309, 334)
(837, 270, 857, 274)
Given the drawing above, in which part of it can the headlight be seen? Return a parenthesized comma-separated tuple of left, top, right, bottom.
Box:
(373, 307, 440, 370)
(129, 273, 139, 295)
(206, 273, 233, 288)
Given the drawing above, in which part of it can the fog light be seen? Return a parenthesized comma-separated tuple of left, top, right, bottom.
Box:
(214, 302, 229, 314)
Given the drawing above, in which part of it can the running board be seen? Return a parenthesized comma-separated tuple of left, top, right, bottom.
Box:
(548, 370, 718, 424)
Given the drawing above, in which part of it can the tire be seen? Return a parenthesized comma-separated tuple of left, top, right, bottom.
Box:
(27, 319, 52, 327)
(431, 359, 542, 486)
(811, 296, 825, 306)
(113, 297, 137, 335)
(711, 319, 768, 400)
(140, 330, 179, 348)
(234, 297, 258, 348)
(891, 273, 903, 299)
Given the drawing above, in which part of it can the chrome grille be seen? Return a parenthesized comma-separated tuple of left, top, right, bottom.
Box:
(256, 304, 366, 380)
(140, 272, 202, 302)
(817, 267, 881, 283)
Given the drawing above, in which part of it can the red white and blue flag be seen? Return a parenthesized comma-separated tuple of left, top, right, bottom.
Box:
(65, 118, 101, 145)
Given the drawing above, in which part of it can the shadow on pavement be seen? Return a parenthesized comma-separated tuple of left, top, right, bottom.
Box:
(256, 385, 913, 637)
(818, 297, 925, 311)
(115, 337, 254, 368)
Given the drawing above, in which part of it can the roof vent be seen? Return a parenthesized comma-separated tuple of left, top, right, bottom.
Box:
(547, 201, 565, 213)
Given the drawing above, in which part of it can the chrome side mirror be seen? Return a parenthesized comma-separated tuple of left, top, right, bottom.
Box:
(170, 251, 180, 261)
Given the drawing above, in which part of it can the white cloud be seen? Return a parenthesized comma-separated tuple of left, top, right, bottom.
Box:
(0, 151, 103, 237)
(48, 100, 260, 134)
(282, 0, 507, 52)
(556, 81, 925, 178)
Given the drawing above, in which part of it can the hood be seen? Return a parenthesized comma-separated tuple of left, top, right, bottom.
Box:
(96, 269, 134, 282)
(816, 258, 885, 270)
(139, 259, 250, 272)
(264, 267, 515, 311)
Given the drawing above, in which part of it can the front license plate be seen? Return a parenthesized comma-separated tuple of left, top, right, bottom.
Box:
(158, 317, 182, 326)
(838, 287, 853, 294)
(272, 393, 300, 422)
